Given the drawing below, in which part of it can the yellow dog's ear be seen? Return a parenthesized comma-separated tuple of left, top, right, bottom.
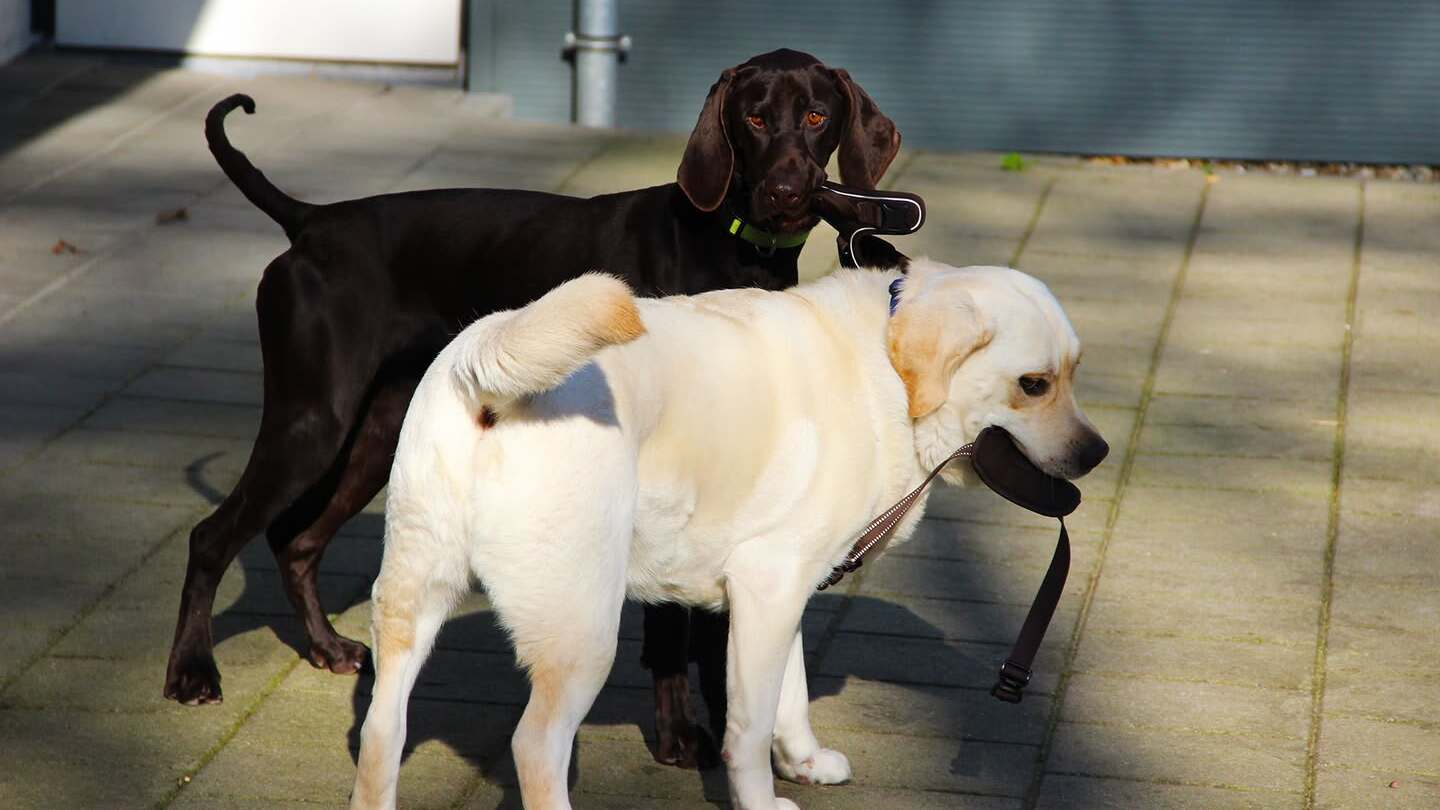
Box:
(886, 274, 992, 419)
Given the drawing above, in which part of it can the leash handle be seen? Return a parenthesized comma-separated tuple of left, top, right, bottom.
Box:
(991, 518, 1070, 703)
(817, 443, 973, 591)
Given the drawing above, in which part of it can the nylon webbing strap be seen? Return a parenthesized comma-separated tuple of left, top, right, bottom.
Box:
(990, 519, 1069, 703)
(815, 443, 974, 591)
(817, 444, 1073, 704)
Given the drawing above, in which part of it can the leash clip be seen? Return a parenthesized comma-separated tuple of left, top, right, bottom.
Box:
(991, 659, 1032, 704)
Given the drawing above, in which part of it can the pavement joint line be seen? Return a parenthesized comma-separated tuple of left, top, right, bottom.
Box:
(1302, 179, 1365, 810)
(1008, 175, 1057, 269)
(1022, 180, 1212, 810)
(1042, 769, 1303, 795)
(0, 515, 205, 698)
(155, 574, 379, 809)
(152, 655, 307, 810)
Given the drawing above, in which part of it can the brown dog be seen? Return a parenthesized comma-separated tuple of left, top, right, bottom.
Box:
(165, 50, 899, 769)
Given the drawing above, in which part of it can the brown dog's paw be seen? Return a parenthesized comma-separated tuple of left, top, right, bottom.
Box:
(307, 635, 370, 675)
(163, 654, 224, 706)
(652, 673, 720, 769)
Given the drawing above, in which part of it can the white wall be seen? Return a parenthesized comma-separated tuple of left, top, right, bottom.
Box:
(0, 0, 31, 65)
(57, 0, 461, 65)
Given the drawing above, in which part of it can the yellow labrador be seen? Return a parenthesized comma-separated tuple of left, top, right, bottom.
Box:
(351, 259, 1106, 810)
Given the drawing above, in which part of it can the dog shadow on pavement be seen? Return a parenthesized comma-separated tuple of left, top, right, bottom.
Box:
(336, 594, 1005, 809)
(187, 455, 1045, 807)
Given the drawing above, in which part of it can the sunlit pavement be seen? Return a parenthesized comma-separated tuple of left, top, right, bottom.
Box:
(2, 51, 1437, 809)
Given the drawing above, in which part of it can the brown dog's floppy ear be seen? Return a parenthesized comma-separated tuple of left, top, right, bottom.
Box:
(833, 68, 901, 189)
(678, 69, 737, 211)
(887, 274, 992, 419)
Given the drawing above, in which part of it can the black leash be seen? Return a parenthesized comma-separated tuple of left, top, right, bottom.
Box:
(818, 427, 1079, 704)
(990, 519, 1068, 703)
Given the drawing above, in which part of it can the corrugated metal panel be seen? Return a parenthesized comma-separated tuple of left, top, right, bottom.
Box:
(484, 1, 1440, 164)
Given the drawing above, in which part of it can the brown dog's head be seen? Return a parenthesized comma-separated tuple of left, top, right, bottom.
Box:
(677, 49, 901, 234)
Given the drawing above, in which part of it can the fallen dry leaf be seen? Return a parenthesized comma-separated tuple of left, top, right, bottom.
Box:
(1389, 780, 1400, 788)
(51, 239, 79, 255)
(155, 207, 189, 225)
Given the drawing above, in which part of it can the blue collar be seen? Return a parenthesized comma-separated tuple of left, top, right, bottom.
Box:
(888, 277, 904, 315)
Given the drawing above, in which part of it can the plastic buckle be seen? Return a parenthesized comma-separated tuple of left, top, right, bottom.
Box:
(990, 659, 1031, 704)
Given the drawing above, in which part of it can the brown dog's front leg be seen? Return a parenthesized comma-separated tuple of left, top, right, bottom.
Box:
(641, 602, 720, 768)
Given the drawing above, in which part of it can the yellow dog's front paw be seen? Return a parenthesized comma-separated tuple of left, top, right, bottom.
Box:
(775, 747, 851, 785)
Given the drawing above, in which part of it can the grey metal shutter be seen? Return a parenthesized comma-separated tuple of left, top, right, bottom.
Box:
(482, 1, 1440, 164)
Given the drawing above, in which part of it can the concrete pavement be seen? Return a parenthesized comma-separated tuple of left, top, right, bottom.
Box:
(1, 51, 1437, 809)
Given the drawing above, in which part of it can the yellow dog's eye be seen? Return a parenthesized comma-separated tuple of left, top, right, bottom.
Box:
(805, 111, 827, 127)
(1019, 376, 1050, 397)
(746, 114, 765, 129)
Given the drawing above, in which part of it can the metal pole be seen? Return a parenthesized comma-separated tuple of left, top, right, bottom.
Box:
(572, 0, 624, 127)
(464, 0, 495, 93)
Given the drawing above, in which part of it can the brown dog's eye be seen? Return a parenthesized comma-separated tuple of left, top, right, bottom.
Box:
(745, 114, 765, 130)
(805, 111, 827, 127)
(1019, 376, 1050, 397)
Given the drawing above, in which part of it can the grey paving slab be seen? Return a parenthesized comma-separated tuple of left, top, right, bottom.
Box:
(1059, 673, 1310, 739)
(1361, 181, 1440, 260)
(1018, 250, 1179, 306)
(817, 630, 1066, 695)
(1025, 172, 1205, 259)
(1165, 296, 1348, 351)
(1339, 474, 1440, 520)
(1183, 250, 1354, 303)
(1126, 453, 1334, 498)
(0, 705, 233, 810)
(1046, 721, 1307, 793)
(1344, 389, 1440, 483)
(1196, 175, 1360, 257)
(1036, 774, 1297, 810)
(1331, 511, 1440, 589)
(126, 367, 264, 407)
(887, 155, 1052, 241)
(1316, 716, 1440, 779)
(1140, 394, 1337, 461)
(1072, 631, 1314, 691)
(806, 675, 1050, 745)
(1114, 484, 1331, 536)
(1153, 340, 1344, 402)
(81, 394, 261, 438)
(1313, 766, 1440, 810)
(1349, 334, 1440, 396)
(1083, 588, 1318, 648)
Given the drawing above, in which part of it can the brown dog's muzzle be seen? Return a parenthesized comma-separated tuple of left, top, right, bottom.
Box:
(750, 142, 827, 226)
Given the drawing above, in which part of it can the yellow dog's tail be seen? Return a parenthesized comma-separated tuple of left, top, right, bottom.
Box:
(449, 273, 645, 407)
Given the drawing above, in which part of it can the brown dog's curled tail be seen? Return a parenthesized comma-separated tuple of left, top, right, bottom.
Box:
(205, 94, 312, 242)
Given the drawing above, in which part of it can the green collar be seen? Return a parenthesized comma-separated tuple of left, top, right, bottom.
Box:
(728, 216, 811, 252)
